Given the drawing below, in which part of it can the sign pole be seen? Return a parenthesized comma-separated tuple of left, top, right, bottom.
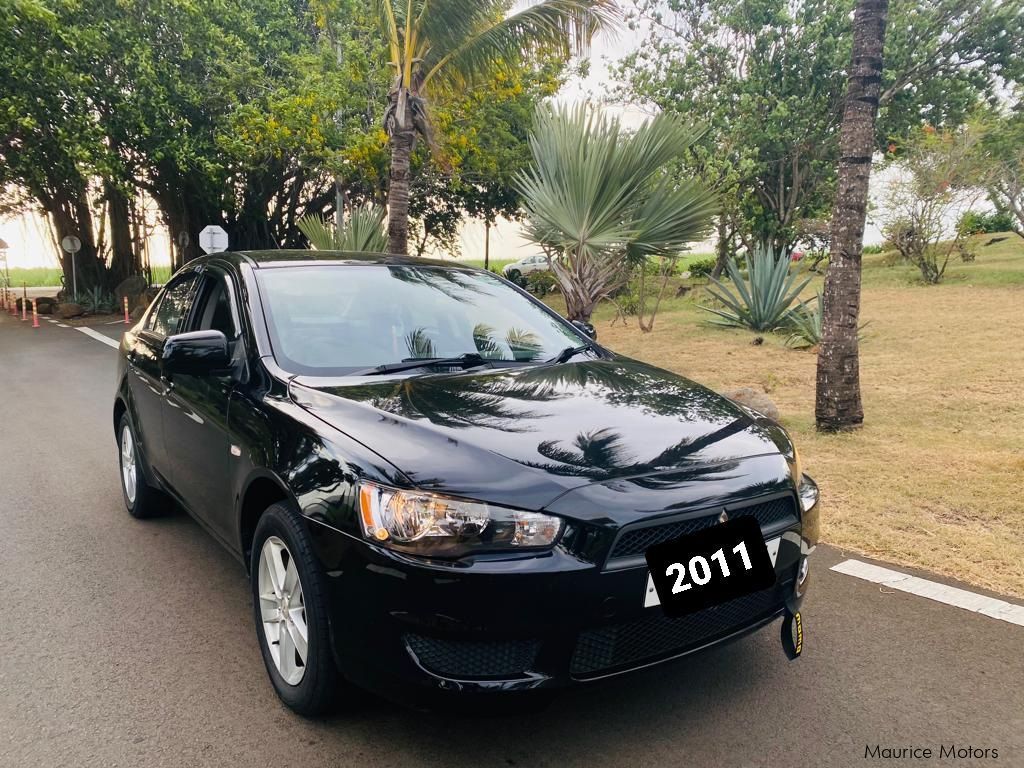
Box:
(61, 235, 82, 299)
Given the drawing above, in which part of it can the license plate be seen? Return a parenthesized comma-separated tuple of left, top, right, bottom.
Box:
(643, 518, 779, 615)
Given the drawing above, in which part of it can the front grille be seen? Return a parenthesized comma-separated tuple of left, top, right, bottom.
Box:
(405, 634, 540, 679)
(607, 496, 797, 563)
(570, 587, 784, 677)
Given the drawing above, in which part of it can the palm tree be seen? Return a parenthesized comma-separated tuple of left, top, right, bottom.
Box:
(815, 0, 889, 431)
(515, 103, 719, 322)
(372, 0, 620, 255)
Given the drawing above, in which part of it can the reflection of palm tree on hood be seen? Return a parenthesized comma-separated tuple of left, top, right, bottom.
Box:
(530, 418, 756, 480)
(337, 374, 556, 432)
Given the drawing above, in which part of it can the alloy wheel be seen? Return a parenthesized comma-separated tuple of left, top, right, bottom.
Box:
(257, 536, 308, 685)
(120, 425, 137, 504)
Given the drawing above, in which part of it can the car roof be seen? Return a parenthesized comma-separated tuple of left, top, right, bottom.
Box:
(212, 250, 475, 270)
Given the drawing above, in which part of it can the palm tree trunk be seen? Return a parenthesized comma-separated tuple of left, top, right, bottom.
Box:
(387, 127, 416, 255)
(815, 0, 889, 432)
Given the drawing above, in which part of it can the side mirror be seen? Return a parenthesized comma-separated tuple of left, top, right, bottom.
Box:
(163, 330, 230, 376)
(571, 320, 597, 340)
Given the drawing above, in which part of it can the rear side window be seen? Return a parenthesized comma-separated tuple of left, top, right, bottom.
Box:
(149, 275, 198, 338)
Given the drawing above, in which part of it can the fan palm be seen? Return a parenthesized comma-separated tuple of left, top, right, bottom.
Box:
(297, 206, 388, 252)
(515, 103, 719, 321)
(372, 0, 620, 255)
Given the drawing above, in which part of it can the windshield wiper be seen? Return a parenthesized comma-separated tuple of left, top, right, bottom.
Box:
(548, 341, 600, 364)
(353, 353, 490, 377)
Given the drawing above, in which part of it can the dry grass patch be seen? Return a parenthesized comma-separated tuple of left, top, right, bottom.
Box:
(576, 242, 1024, 598)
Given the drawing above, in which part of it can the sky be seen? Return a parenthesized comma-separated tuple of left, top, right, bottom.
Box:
(0, 16, 933, 271)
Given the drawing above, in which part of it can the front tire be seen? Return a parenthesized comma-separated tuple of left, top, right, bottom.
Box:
(505, 268, 521, 284)
(118, 414, 168, 519)
(251, 502, 339, 716)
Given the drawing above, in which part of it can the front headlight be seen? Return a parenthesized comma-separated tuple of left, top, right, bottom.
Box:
(358, 482, 563, 557)
(791, 444, 819, 513)
(791, 443, 803, 484)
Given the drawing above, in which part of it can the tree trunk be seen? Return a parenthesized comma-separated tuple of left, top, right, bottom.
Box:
(45, 188, 107, 295)
(387, 126, 416, 255)
(815, 0, 889, 431)
(712, 216, 730, 279)
(484, 220, 491, 271)
(106, 180, 136, 287)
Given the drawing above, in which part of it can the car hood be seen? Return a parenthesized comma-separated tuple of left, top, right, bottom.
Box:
(289, 357, 791, 511)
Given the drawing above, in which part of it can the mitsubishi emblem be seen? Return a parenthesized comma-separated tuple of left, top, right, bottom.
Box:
(718, 510, 729, 524)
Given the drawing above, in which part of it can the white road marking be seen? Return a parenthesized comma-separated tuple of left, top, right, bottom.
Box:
(75, 327, 120, 349)
(831, 559, 1024, 628)
(56, 323, 70, 328)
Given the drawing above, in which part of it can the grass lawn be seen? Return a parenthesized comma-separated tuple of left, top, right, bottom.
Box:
(546, 233, 1024, 598)
(4, 265, 173, 290)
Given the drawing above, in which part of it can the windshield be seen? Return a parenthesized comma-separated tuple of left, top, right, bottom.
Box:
(256, 264, 585, 376)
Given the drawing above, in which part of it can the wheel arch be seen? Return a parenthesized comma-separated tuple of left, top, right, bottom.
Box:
(238, 470, 298, 571)
(113, 397, 127, 438)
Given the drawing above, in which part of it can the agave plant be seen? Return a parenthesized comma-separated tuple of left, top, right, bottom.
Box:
(785, 293, 870, 349)
(700, 248, 812, 331)
(297, 206, 388, 253)
(785, 293, 824, 348)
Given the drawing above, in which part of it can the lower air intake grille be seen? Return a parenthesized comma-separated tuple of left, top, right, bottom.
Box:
(405, 634, 540, 679)
(570, 587, 783, 677)
(607, 496, 797, 563)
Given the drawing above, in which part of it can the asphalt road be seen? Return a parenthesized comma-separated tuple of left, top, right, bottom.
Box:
(1, 311, 1021, 768)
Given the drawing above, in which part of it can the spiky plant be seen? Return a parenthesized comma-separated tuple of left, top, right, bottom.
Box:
(700, 248, 812, 331)
(516, 103, 719, 322)
(297, 206, 388, 252)
(786, 292, 870, 349)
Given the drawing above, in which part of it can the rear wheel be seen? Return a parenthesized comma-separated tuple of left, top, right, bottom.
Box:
(118, 414, 168, 519)
(251, 502, 339, 716)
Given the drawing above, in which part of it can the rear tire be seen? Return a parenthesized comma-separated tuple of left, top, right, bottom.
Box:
(117, 414, 168, 519)
(251, 502, 340, 716)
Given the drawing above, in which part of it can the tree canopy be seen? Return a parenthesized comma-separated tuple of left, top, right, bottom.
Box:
(0, 0, 575, 290)
(614, 0, 1024, 253)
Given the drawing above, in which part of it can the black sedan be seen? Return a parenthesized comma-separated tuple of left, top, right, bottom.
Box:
(113, 251, 819, 715)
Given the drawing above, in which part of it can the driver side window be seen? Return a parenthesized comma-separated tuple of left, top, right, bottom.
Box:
(191, 274, 239, 339)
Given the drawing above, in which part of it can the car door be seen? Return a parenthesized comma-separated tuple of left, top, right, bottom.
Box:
(129, 272, 200, 484)
(163, 268, 243, 545)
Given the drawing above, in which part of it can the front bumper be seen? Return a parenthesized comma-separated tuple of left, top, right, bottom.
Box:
(307, 487, 815, 705)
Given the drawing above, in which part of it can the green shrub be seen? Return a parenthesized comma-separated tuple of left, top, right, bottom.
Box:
(700, 248, 811, 331)
(687, 257, 717, 278)
(526, 270, 558, 296)
(862, 244, 883, 254)
(75, 287, 117, 314)
(957, 210, 1016, 236)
